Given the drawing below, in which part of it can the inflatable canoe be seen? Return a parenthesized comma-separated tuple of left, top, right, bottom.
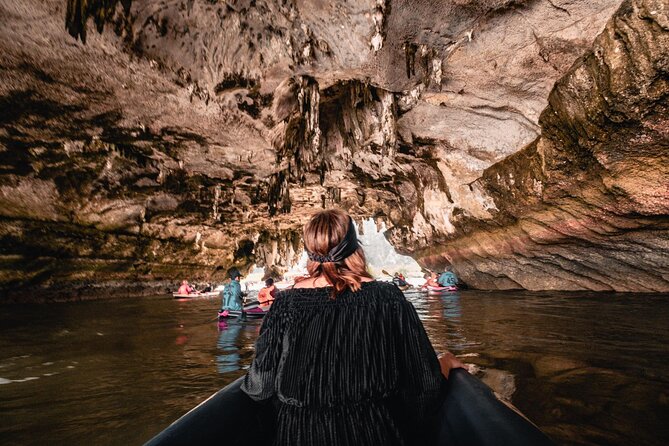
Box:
(143, 368, 553, 446)
(424, 285, 458, 295)
(218, 301, 268, 320)
(173, 291, 220, 299)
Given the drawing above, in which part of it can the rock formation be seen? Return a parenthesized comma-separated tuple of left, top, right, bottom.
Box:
(1, 0, 667, 300)
(418, 0, 669, 291)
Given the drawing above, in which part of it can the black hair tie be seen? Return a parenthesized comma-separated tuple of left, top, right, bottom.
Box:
(306, 217, 360, 264)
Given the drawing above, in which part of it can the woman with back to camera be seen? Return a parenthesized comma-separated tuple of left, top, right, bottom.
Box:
(242, 209, 463, 445)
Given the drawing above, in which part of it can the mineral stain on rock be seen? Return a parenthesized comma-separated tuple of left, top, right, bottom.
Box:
(0, 0, 667, 300)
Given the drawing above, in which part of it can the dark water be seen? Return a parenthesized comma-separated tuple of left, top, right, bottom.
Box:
(1, 290, 668, 445)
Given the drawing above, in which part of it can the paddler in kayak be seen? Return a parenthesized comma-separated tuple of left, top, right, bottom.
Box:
(421, 271, 440, 289)
(177, 280, 194, 295)
(437, 268, 458, 288)
(392, 272, 409, 288)
(257, 278, 276, 310)
(219, 268, 245, 317)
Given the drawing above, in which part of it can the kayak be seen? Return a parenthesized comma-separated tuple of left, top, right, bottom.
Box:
(218, 302, 267, 320)
(173, 291, 219, 299)
(424, 285, 458, 295)
(143, 368, 554, 446)
(218, 308, 267, 320)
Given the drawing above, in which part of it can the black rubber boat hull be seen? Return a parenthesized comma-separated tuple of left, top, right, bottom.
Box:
(218, 311, 266, 320)
(218, 301, 268, 320)
(144, 369, 553, 446)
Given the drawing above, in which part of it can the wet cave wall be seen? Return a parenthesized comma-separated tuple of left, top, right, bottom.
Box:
(0, 0, 666, 300)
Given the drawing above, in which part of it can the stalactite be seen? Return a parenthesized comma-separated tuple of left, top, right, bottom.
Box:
(268, 169, 291, 216)
(295, 76, 321, 173)
(370, 0, 388, 51)
(253, 228, 305, 276)
(268, 77, 399, 217)
(404, 42, 418, 78)
(268, 75, 321, 216)
(431, 58, 443, 89)
(323, 186, 342, 208)
(273, 75, 321, 171)
(378, 89, 397, 156)
(212, 184, 221, 222)
(65, 0, 132, 43)
(344, 83, 366, 147)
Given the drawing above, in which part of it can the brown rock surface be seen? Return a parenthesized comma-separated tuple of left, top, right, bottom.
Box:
(417, 0, 669, 291)
(2, 0, 667, 300)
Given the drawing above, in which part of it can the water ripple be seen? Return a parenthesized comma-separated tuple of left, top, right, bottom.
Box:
(0, 290, 668, 445)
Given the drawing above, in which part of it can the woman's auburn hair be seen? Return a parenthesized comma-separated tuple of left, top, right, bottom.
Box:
(299, 209, 372, 296)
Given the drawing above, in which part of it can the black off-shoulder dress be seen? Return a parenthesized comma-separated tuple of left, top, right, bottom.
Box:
(241, 281, 447, 446)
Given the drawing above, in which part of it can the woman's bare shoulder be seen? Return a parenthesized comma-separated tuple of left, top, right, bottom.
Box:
(291, 276, 325, 289)
(292, 276, 375, 289)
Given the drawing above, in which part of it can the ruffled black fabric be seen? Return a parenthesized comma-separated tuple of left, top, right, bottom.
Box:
(241, 281, 447, 446)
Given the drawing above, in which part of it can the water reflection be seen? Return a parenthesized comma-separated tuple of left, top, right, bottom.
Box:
(216, 316, 263, 376)
(216, 320, 242, 374)
(440, 294, 462, 320)
(0, 291, 668, 445)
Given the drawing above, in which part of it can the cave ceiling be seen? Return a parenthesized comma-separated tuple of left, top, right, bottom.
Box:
(1, 0, 668, 298)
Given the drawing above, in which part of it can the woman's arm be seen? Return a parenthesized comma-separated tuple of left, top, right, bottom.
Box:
(241, 300, 284, 401)
(396, 299, 447, 418)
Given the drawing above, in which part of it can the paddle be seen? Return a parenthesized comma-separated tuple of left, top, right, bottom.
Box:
(240, 293, 249, 321)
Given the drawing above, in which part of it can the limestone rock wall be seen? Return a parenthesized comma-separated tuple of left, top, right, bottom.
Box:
(3, 0, 666, 299)
(418, 0, 669, 291)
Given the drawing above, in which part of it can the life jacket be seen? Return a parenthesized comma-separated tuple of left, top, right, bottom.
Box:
(223, 281, 241, 302)
(437, 272, 458, 287)
(258, 286, 275, 309)
(221, 281, 243, 311)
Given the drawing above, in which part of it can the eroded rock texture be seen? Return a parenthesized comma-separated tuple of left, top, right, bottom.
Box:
(0, 0, 666, 299)
(419, 0, 669, 291)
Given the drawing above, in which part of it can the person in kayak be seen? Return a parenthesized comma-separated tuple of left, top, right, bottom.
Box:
(242, 209, 464, 446)
(177, 280, 194, 295)
(219, 268, 244, 317)
(392, 272, 409, 288)
(437, 268, 458, 287)
(257, 278, 276, 311)
(421, 271, 440, 289)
